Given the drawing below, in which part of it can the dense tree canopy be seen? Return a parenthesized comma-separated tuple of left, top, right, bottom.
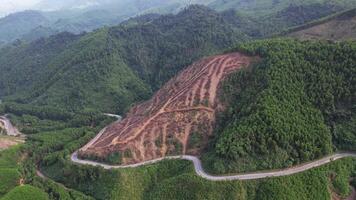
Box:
(204, 39, 356, 173)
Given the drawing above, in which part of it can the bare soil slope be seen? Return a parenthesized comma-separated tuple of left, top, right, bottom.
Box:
(288, 8, 356, 40)
(79, 53, 252, 164)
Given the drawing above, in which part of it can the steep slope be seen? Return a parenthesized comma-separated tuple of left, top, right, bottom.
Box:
(0, 32, 81, 97)
(0, 5, 246, 113)
(203, 39, 355, 174)
(287, 8, 356, 40)
(79, 53, 253, 164)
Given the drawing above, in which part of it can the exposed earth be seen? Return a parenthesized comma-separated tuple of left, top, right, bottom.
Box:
(0, 136, 21, 150)
(0, 116, 24, 150)
(79, 53, 253, 164)
(288, 8, 356, 40)
(0, 116, 22, 136)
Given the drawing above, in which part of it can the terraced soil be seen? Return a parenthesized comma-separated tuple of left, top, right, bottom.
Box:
(79, 53, 252, 164)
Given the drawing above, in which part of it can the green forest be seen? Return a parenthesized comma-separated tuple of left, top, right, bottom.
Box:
(203, 39, 356, 173)
(1, 4, 353, 114)
(0, 2, 355, 200)
(0, 38, 355, 200)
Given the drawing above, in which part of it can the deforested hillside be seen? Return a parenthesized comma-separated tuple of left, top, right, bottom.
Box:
(0, 5, 247, 113)
(18, 39, 355, 200)
(287, 8, 356, 40)
(79, 53, 253, 164)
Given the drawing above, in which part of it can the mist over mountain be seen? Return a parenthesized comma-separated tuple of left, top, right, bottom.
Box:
(0, 0, 211, 44)
(1, 0, 356, 45)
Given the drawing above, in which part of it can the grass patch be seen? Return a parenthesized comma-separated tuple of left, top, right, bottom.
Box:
(0, 146, 22, 198)
(0, 185, 49, 200)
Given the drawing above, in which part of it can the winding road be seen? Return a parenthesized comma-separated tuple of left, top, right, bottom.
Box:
(71, 151, 356, 181)
(72, 113, 356, 181)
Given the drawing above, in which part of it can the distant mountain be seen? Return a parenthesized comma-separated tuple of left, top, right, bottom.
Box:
(287, 8, 356, 40)
(0, 0, 208, 44)
(1, 0, 356, 44)
(209, 0, 356, 15)
(21, 26, 58, 42)
(0, 5, 247, 113)
(34, 0, 101, 11)
(0, 10, 49, 43)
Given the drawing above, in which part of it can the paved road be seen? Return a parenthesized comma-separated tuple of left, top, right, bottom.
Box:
(0, 115, 21, 136)
(71, 151, 356, 181)
(103, 113, 122, 120)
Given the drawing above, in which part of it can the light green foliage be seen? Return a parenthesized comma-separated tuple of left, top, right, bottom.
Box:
(0, 146, 22, 197)
(0, 185, 49, 200)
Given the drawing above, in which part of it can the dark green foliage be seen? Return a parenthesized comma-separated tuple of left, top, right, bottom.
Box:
(111, 5, 247, 90)
(3, 103, 72, 121)
(351, 179, 356, 188)
(148, 174, 247, 200)
(4, 94, 355, 200)
(203, 39, 355, 173)
(79, 151, 122, 165)
(188, 132, 203, 149)
(0, 5, 246, 114)
(334, 116, 356, 151)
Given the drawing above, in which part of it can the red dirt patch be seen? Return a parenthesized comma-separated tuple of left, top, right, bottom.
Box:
(80, 53, 252, 164)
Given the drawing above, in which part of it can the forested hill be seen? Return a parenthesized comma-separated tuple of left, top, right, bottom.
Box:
(287, 8, 356, 40)
(203, 39, 356, 174)
(0, 5, 247, 114)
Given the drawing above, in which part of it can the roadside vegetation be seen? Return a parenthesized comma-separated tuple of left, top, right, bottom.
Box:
(0, 185, 49, 200)
(0, 146, 22, 198)
(203, 39, 356, 174)
(0, 3, 355, 197)
(0, 39, 354, 200)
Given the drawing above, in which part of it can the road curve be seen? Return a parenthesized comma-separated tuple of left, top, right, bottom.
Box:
(71, 151, 356, 181)
(0, 115, 21, 136)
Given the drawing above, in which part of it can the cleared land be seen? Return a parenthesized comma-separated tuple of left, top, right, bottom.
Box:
(80, 53, 252, 164)
(288, 8, 356, 40)
(0, 116, 21, 136)
(0, 136, 24, 150)
(0, 116, 24, 150)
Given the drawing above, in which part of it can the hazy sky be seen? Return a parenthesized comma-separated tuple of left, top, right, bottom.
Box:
(0, 0, 41, 17)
